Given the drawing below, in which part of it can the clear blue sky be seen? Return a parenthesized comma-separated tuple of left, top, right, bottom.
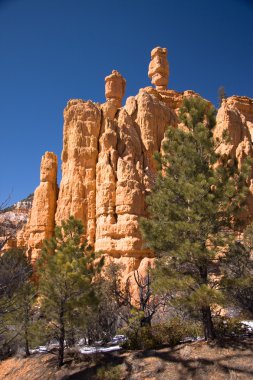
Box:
(0, 0, 253, 205)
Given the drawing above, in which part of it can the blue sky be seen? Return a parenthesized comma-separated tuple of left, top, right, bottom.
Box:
(0, 0, 253, 205)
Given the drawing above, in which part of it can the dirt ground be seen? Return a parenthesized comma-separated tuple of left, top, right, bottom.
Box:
(1, 337, 253, 379)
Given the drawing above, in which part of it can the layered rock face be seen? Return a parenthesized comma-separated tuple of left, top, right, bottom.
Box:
(19, 47, 253, 277)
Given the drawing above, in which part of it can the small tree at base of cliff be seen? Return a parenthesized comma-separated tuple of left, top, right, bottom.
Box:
(221, 223, 253, 317)
(37, 216, 102, 367)
(141, 97, 251, 340)
(0, 248, 35, 358)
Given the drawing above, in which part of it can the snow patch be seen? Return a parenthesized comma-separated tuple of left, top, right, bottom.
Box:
(241, 321, 253, 331)
(79, 345, 122, 354)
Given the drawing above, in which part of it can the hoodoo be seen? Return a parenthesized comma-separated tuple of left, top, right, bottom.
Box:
(18, 47, 253, 279)
(18, 152, 58, 262)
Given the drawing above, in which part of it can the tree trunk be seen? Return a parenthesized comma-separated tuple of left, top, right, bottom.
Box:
(24, 328, 30, 357)
(68, 327, 75, 347)
(202, 306, 216, 340)
(140, 315, 152, 327)
(58, 307, 65, 367)
(199, 264, 216, 340)
(24, 307, 30, 357)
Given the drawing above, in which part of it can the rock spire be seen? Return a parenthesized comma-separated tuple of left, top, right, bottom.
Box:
(105, 70, 126, 108)
(148, 46, 169, 91)
(25, 152, 58, 262)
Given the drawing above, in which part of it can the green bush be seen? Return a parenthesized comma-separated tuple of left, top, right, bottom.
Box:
(96, 364, 122, 380)
(122, 325, 159, 350)
(122, 317, 202, 350)
(152, 318, 202, 346)
(120, 310, 157, 350)
(213, 316, 248, 338)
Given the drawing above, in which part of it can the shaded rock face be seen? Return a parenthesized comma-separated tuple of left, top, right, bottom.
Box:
(214, 96, 253, 223)
(18, 47, 253, 278)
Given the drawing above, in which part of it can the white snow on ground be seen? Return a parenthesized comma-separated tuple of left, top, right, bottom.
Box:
(79, 345, 122, 354)
(30, 337, 125, 354)
(180, 336, 205, 343)
(241, 321, 253, 331)
(0, 211, 27, 222)
(30, 342, 62, 354)
(31, 344, 122, 355)
(109, 335, 127, 344)
(30, 346, 48, 354)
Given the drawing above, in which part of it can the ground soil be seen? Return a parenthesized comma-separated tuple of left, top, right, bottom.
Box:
(1, 337, 253, 379)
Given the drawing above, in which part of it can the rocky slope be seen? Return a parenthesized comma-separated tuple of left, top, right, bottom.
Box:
(14, 46, 253, 279)
(1, 338, 253, 379)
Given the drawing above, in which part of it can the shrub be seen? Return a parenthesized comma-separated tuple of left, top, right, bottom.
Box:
(96, 364, 122, 380)
(213, 316, 248, 338)
(152, 318, 202, 346)
(122, 317, 202, 350)
(122, 325, 159, 350)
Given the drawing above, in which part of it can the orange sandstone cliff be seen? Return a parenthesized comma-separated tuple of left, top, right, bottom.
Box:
(17, 47, 253, 277)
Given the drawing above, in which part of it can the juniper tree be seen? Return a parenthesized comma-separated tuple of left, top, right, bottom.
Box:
(141, 97, 251, 340)
(37, 216, 102, 367)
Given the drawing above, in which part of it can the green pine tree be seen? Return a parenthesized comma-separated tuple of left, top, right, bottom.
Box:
(9, 280, 36, 357)
(36, 216, 102, 367)
(140, 97, 251, 340)
(221, 223, 253, 316)
(0, 248, 34, 357)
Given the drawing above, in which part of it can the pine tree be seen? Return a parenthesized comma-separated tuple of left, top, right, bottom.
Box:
(221, 223, 253, 316)
(37, 216, 101, 367)
(140, 97, 251, 340)
(8, 280, 36, 357)
(0, 248, 34, 357)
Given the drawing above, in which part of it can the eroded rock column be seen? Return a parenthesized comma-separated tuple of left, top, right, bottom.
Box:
(148, 47, 169, 91)
(26, 152, 58, 261)
(95, 67, 174, 262)
(55, 100, 101, 244)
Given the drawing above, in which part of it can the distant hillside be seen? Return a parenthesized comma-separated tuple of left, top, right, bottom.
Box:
(0, 194, 33, 249)
(0, 193, 34, 214)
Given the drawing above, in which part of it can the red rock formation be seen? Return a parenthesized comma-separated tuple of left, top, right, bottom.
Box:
(18, 47, 253, 279)
(105, 70, 126, 108)
(214, 96, 253, 222)
(22, 152, 58, 261)
(148, 47, 169, 91)
(55, 100, 101, 244)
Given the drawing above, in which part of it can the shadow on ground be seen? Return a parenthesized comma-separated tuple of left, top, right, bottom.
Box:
(60, 338, 253, 380)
